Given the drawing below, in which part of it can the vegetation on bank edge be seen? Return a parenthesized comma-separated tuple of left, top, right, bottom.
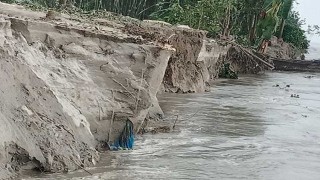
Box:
(1, 0, 319, 54)
(218, 63, 238, 79)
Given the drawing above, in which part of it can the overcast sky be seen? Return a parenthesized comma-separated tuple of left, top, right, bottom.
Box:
(295, 0, 320, 59)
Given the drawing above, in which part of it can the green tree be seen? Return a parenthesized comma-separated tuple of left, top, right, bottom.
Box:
(278, 0, 293, 39)
(1, 0, 313, 53)
(281, 11, 310, 51)
(256, 0, 282, 53)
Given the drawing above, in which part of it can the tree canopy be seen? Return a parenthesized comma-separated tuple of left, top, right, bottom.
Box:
(1, 0, 316, 52)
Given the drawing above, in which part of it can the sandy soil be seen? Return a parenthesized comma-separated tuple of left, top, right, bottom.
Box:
(0, 2, 233, 178)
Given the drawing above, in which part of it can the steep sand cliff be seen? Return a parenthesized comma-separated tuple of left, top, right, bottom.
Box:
(0, 2, 231, 178)
(0, 3, 174, 178)
(125, 23, 229, 93)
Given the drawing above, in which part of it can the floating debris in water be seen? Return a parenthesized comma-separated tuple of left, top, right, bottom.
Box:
(273, 84, 291, 88)
(304, 75, 315, 79)
(291, 94, 300, 98)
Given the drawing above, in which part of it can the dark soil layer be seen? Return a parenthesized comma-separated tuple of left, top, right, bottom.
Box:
(273, 59, 320, 72)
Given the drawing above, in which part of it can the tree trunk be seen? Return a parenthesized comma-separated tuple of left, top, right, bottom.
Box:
(222, 4, 231, 39)
(278, 18, 285, 39)
(249, 14, 258, 45)
(258, 39, 269, 54)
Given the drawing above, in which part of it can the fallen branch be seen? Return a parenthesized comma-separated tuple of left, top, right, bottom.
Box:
(97, 99, 101, 121)
(112, 78, 135, 99)
(135, 69, 144, 113)
(107, 109, 115, 144)
(229, 42, 275, 69)
(69, 157, 93, 176)
(184, 109, 201, 121)
(77, 164, 93, 176)
(172, 115, 179, 130)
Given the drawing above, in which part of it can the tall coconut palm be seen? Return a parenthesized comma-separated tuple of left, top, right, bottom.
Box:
(256, 0, 282, 53)
(278, 0, 294, 39)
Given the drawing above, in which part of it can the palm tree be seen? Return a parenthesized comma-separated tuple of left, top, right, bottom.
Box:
(278, 0, 293, 39)
(257, 0, 282, 53)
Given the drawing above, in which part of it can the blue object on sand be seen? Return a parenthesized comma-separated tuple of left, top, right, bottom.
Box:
(111, 119, 134, 150)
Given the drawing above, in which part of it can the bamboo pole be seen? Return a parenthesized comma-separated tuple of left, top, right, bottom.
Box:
(228, 41, 275, 69)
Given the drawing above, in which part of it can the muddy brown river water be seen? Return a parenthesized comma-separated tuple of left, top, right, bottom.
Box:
(21, 72, 320, 180)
